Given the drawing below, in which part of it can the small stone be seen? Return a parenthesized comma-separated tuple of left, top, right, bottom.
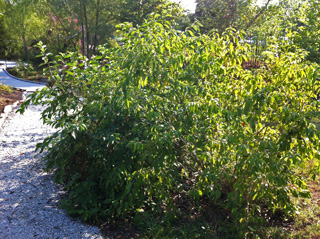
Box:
(0, 95, 102, 238)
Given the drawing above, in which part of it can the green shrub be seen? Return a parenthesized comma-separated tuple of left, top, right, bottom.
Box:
(9, 60, 35, 78)
(19, 15, 320, 236)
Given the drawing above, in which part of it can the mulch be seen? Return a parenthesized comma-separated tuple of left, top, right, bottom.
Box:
(0, 89, 23, 114)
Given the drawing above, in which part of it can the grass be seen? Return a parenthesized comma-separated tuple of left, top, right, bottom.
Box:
(290, 181, 320, 238)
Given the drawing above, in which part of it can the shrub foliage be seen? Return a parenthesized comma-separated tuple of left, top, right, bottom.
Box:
(19, 15, 320, 234)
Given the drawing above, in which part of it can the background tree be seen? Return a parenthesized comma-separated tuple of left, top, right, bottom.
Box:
(0, 0, 190, 60)
(176, 12, 194, 31)
(248, 0, 320, 64)
(195, 0, 256, 33)
(45, 0, 121, 57)
(0, 2, 8, 58)
(119, 0, 167, 26)
(292, 0, 320, 63)
(194, 0, 278, 34)
(2, 0, 48, 61)
(78, 0, 121, 55)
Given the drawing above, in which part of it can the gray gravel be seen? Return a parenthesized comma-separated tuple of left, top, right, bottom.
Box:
(0, 103, 104, 238)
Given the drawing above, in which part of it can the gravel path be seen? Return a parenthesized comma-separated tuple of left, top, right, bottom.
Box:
(0, 103, 104, 238)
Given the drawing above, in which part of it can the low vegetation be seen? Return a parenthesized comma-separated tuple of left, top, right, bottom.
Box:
(6, 61, 48, 83)
(0, 83, 13, 94)
(0, 83, 22, 114)
(19, 14, 320, 237)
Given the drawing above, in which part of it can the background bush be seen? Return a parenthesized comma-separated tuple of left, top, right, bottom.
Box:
(8, 60, 35, 78)
(20, 15, 320, 236)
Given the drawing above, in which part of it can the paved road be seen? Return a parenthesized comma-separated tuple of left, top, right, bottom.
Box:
(0, 60, 17, 69)
(0, 69, 45, 92)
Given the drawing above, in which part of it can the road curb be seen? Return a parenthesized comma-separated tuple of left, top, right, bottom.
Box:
(0, 91, 28, 129)
(3, 69, 47, 86)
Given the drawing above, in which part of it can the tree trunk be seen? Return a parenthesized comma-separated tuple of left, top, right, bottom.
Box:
(83, 0, 90, 58)
(22, 34, 29, 62)
(93, 0, 101, 54)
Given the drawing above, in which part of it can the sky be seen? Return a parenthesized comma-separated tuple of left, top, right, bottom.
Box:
(171, 0, 279, 13)
(171, 0, 197, 13)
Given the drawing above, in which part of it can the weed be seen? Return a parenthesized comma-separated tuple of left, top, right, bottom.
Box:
(0, 83, 13, 94)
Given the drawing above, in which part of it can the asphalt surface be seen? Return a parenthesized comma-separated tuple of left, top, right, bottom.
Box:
(0, 67, 45, 92)
(0, 60, 17, 69)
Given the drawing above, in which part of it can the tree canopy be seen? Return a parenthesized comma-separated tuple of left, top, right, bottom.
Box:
(195, 0, 257, 33)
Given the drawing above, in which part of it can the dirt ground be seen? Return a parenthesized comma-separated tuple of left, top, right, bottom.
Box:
(0, 89, 23, 114)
